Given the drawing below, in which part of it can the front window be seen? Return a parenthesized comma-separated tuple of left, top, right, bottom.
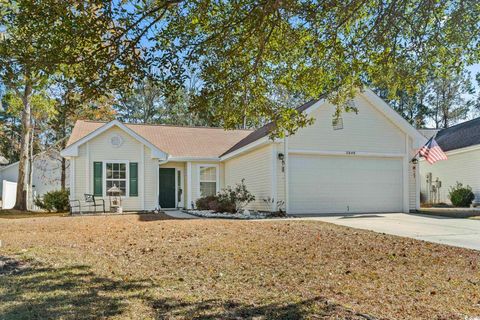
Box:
(106, 162, 127, 196)
(199, 166, 217, 197)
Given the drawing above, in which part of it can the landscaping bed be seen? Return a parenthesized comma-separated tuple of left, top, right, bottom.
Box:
(0, 214, 479, 319)
(184, 209, 285, 219)
(418, 207, 480, 219)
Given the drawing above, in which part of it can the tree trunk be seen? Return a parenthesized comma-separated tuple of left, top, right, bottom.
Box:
(14, 85, 32, 211)
(27, 121, 35, 210)
(61, 157, 66, 191)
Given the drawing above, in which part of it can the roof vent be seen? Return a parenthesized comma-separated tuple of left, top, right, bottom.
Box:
(332, 117, 343, 130)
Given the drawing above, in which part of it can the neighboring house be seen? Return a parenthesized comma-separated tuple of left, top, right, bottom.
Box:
(61, 89, 425, 215)
(419, 118, 480, 205)
(0, 150, 69, 209)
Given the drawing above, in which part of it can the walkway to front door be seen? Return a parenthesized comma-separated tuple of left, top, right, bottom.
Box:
(158, 168, 176, 208)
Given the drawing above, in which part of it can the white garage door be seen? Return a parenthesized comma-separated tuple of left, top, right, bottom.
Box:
(289, 155, 403, 214)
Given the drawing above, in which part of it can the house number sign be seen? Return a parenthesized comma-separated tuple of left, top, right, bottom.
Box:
(346, 151, 356, 155)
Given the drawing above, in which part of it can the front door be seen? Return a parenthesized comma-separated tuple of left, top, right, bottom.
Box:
(159, 168, 176, 208)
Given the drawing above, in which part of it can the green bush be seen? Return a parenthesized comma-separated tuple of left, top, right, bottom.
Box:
(34, 189, 70, 212)
(194, 179, 255, 213)
(448, 182, 475, 207)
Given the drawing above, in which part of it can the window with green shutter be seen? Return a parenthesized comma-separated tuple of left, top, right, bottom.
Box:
(129, 162, 138, 197)
(93, 162, 103, 196)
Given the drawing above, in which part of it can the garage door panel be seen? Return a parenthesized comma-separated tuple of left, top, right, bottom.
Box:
(289, 155, 403, 214)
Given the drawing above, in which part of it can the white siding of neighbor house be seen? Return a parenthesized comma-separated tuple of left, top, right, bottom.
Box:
(224, 145, 273, 211)
(0, 152, 69, 197)
(73, 126, 158, 211)
(419, 147, 480, 204)
(288, 95, 406, 154)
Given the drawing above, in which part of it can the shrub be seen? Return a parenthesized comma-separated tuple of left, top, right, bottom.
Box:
(34, 189, 70, 212)
(448, 182, 475, 207)
(195, 195, 218, 210)
(217, 179, 255, 213)
(194, 179, 255, 213)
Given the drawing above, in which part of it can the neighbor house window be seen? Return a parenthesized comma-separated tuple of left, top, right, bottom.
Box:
(106, 162, 127, 196)
(199, 166, 217, 197)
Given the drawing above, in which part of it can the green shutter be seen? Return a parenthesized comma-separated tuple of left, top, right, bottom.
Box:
(93, 162, 103, 196)
(129, 162, 138, 197)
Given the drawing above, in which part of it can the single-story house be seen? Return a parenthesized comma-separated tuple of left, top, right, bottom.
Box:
(419, 117, 480, 204)
(61, 89, 426, 215)
(0, 150, 69, 210)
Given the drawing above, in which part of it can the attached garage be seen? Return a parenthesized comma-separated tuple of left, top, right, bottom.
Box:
(288, 154, 404, 214)
(220, 89, 426, 215)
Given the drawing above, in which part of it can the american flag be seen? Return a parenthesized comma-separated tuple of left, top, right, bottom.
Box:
(419, 138, 447, 164)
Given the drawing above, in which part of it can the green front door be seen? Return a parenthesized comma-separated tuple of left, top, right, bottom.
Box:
(159, 168, 176, 208)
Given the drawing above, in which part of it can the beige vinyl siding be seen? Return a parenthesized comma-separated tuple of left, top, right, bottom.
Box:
(420, 147, 480, 204)
(74, 127, 158, 211)
(143, 147, 159, 210)
(276, 143, 286, 209)
(224, 145, 273, 211)
(409, 162, 418, 210)
(190, 162, 224, 206)
(288, 95, 406, 154)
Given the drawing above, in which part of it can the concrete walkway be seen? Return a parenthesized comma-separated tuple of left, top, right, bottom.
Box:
(163, 210, 200, 219)
(298, 213, 480, 251)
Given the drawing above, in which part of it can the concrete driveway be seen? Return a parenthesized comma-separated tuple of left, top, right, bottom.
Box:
(300, 213, 480, 251)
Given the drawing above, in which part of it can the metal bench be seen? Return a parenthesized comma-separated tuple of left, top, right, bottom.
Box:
(69, 194, 105, 214)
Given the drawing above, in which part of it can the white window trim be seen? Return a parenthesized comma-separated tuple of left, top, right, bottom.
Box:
(103, 160, 130, 198)
(197, 164, 220, 197)
(177, 168, 184, 208)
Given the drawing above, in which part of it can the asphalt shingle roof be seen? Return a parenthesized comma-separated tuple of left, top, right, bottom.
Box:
(67, 121, 253, 158)
(434, 117, 480, 152)
(220, 99, 319, 156)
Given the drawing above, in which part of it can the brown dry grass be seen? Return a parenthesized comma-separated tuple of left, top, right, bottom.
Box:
(0, 209, 66, 219)
(0, 214, 479, 319)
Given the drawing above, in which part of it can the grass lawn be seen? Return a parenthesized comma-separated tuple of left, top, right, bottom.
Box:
(0, 214, 479, 319)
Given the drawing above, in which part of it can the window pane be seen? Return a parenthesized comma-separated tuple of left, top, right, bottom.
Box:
(105, 162, 127, 196)
(200, 182, 216, 197)
(119, 181, 126, 195)
(200, 167, 216, 181)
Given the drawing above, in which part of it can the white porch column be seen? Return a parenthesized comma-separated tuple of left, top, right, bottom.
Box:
(186, 161, 192, 209)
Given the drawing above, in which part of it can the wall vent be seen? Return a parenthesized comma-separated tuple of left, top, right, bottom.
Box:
(332, 117, 343, 130)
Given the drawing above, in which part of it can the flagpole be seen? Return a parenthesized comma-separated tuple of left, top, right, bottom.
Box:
(410, 133, 436, 163)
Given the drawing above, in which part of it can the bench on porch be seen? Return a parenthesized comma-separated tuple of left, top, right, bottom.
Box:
(70, 194, 106, 214)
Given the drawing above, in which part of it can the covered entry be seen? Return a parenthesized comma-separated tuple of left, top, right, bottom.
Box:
(289, 155, 404, 214)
